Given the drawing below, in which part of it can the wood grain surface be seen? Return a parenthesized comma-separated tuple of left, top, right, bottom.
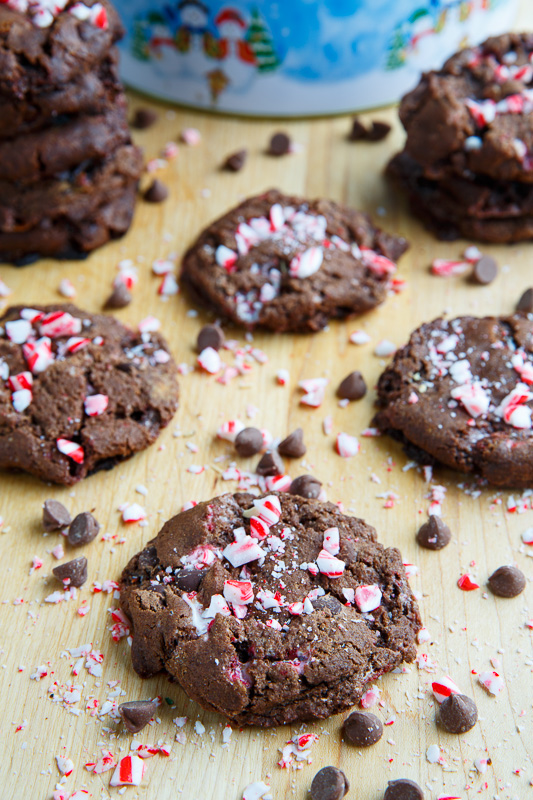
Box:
(1, 5, 533, 800)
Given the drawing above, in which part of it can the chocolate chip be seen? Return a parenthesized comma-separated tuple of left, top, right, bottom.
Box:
(52, 556, 88, 588)
(348, 117, 368, 141)
(310, 766, 349, 800)
(312, 594, 342, 615)
(278, 428, 306, 458)
(488, 565, 526, 598)
(367, 120, 392, 141)
(104, 282, 132, 309)
(416, 516, 451, 550)
(343, 710, 383, 747)
(438, 693, 478, 734)
(196, 324, 225, 352)
(223, 148, 247, 172)
(235, 427, 264, 457)
(42, 499, 71, 532)
(384, 778, 424, 800)
(472, 255, 498, 285)
(132, 108, 158, 129)
(268, 131, 291, 156)
(516, 287, 533, 313)
(256, 450, 284, 476)
(67, 512, 100, 547)
(119, 699, 157, 733)
(144, 179, 168, 203)
(175, 568, 203, 592)
(337, 371, 367, 400)
(290, 474, 322, 499)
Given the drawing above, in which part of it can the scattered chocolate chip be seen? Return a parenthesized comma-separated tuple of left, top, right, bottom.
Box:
(235, 427, 264, 457)
(438, 693, 478, 734)
(104, 282, 132, 309)
(488, 565, 526, 598)
(472, 255, 498, 285)
(312, 594, 342, 614)
(42, 499, 71, 532)
(132, 108, 158, 130)
(278, 428, 306, 458)
(337, 371, 367, 400)
(348, 117, 368, 141)
(384, 778, 424, 800)
(144, 179, 168, 203)
(516, 287, 533, 313)
(196, 324, 225, 352)
(67, 512, 100, 547)
(343, 710, 383, 747)
(310, 766, 349, 800)
(119, 699, 157, 733)
(256, 450, 284, 476)
(175, 568, 203, 592)
(52, 556, 88, 588)
(223, 148, 247, 172)
(268, 131, 291, 156)
(290, 474, 322, 499)
(367, 120, 392, 141)
(416, 516, 451, 550)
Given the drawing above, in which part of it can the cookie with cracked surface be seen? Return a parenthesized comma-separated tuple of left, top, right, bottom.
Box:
(399, 33, 533, 184)
(120, 491, 421, 727)
(181, 189, 408, 333)
(0, 304, 178, 484)
(374, 313, 533, 488)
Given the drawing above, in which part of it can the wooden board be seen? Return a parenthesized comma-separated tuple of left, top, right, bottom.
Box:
(2, 6, 533, 799)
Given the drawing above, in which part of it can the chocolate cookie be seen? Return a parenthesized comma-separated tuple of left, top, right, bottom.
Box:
(0, 304, 178, 484)
(120, 491, 421, 727)
(0, 0, 123, 99)
(181, 189, 408, 333)
(400, 33, 533, 184)
(375, 313, 533, 488)
(0, 143, 143, 263)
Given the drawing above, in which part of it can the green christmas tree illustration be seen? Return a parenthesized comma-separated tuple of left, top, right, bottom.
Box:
(386, 25, 407, 71)
(246, 7, 280, 73)
(132, 16, 151, 61)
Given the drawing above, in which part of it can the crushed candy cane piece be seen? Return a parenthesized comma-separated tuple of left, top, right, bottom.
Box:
(478, 670, 504, 696)
(457, 573, 479, 591)
(316, 549, 345, 578)
(57, 438, 84, 464)
(355, 584, 382, 612)
(110, 754, 145, 787)
(335, 432, 359, 457)
(432, 676, 461, 703)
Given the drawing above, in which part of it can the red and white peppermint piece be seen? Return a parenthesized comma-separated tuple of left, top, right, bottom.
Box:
(56, 755, 74, 776)
(287, 601, 304, 615)
(197, 346, 221, 374)
(152, 258, 174, 275)
(202, 594, 231, 620)
(242, 781, 272, 800)
(121, 503, 146, 523)
(457, 573, 479, 591)
(276, 369, 289, 385)
(158, 272, 179, 296)
(223, 530, 264, 567)
(360, 247, 396, 275)
(323, 526, 340, 556)
(431, 259, 470, 277)
(342, 587, 355, 604)
(249, 516, 269, 540)
(39, 310, 81, 338)
(110, 754, 145, 787)
(224, 579, 254, 605)
(57, 438, 84, 464)
(465, 97, 496, 127)
(335, 432, 360, 457)
(243, 495, 281, 526)
(138, 316, 160, 333)
(5, 319, 32, 344)
(349, 329, 371, 345)
(511, 353, 533, 385)
(289, 246, 323, 279)
(12, 388, 32, 412)
(298, 377, 327, 408)
(360, 686, 381, 708)
(355, 584, 382, 612)
(374, 339, 396, 357)
(432, 675, 461, 704)
(84, 394, 108, 417)
(436, 334, 459, 354)
(269, 203, 284, 232)
(23, 337, 53, 373)
(521, 527, 533, 544)
(264, 474, 292, 492)
(417, 626, 431, 643)
(8, 371, 32, 391)
(450, 382, 490, 418)
(215, 245, 238, 272)
(316, 548, 345, 578)
(478, 670, 504, 696)
(496, 382, 532, 428)
(0, 278, 11, 297)
(181, 127, 201, 145)
(58, 278, 76, 298)
(65, 336, 91, 353)
(217, 419, 245, 442)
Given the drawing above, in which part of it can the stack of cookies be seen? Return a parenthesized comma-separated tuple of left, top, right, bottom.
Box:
(0, 0, 143, 265)
(388, 33, 533, 244)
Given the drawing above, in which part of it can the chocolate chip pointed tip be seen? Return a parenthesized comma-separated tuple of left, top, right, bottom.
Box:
(488, 565, 526, 597)
(132, 108, 158, 130)
(104, 282, 132, 309)
(235, 427, 264, 457)
(278, 428, 306, 458)
(343, 710, 383, 747)
(223, 149, 247, 172)
(43, 499, 71, 532)
(416, 516, 451, 550)
(517, 287, 533, 313)
(438, 693, 478, 734)
(310, 766, 349, 800)
(144, 179, 168, 203)
(196, 324, 224, 352)
(472, 255, 498, 285)
(119, 699, 158, 733)
(256, 450, 284, 477)
(67, 512, 100, 547)
(268, 131, 291, 156)
(52, 556, 88, 588)
(384, 778, 424, 800)
(290, 474, 322, 499)
(337, 371, 367, 400)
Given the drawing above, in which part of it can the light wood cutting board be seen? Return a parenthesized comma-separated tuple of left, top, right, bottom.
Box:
(1, 5, 533, 799)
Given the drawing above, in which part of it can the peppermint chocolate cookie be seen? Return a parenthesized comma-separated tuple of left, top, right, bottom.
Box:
(375, 314, 533, 487)
(0, 304, 178, 484)
(120, 492, 421, 727)
(181, 189, 408, 332)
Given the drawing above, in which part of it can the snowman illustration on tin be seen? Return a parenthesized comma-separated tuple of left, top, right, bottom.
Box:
(173, 0, 218, 79)
(215, 7, 257, 92)
(148, 17, 182, 77)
